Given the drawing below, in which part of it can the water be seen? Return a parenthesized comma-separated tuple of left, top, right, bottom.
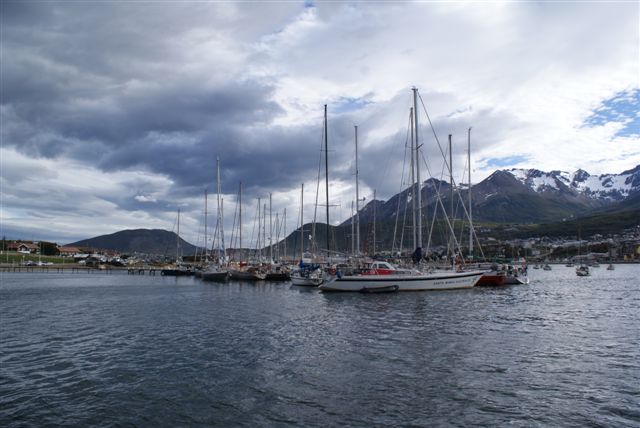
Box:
(1, 265, 639, 427)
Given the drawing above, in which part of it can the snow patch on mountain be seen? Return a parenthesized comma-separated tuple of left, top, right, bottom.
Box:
(506, 166, 639, 201)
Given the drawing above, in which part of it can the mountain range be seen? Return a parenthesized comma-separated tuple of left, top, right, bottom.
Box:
(350, 164, 640, 225)
(67, 165, 640, 255)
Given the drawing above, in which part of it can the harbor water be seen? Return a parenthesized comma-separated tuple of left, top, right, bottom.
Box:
(1, 265, 639, 426)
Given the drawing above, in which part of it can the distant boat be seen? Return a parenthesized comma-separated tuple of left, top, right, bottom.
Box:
(576, 265, 590, 277)
(289, 183, 323, 286)
(476, 263, 529, 286)
(201, 157, 229, 282)
(162, 209, 193, 276)
(543, 263, 552, 271)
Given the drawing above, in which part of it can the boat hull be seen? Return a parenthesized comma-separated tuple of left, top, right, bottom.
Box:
(291, 275, 323, 286)
(229, 270, 267, 281)
(201, 271, 229, 282)
(161, 269, 193, 276)
(476, 273, 528, 286)
(319, 271, 484, 292)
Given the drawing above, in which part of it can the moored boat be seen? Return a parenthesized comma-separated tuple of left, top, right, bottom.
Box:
(201, 265, 229, 282)
(576, 265, 590, 276)
(475, 263, 529, 286)
(319, 261, 483, 292)
(229, 264, 267, 280)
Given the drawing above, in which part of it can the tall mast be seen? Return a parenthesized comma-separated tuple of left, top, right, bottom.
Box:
(216, 156, 224, 263)
(275, 212, 279, 261)
(283, 208, 287, 261)
(373, 189, 377, 255)
(239, 182, 243, 262)
(351, 200, 355, 255)
(204, 189, 208, 263)
(221, 198, 225, 263)
(413, 87, 422, 248)
(410, 107, 416, 250)
(324, 104, 330, 257)
(448, 135, 454, 259)
(300, 183, 304, 261)
(257, 197, 261, 260)
(468, 127, 473, 257)
(355, 125, 360, 255)
(269, 192, 273, 263)
(176, 208, 181, 262)
(263, 202, 267, 262)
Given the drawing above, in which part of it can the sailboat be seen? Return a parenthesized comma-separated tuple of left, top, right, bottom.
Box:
(292, 106, 335, 286)
(161, 209, 193, 276)
(320, 89, 484, 292)
(575, 231, 590, 277)
(201, 157, 229, 282)
(290, 123, 326, 287)
(228, 194, 267, 281)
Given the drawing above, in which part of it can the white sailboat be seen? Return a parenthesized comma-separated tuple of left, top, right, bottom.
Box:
(202, 157, 229, 282)
(320, 88, 483, 292)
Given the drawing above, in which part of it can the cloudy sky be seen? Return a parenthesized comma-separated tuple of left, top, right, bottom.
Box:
(1, 1, 638, 246)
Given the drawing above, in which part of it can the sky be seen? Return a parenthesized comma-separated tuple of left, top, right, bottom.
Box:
(1, 0, 639, 247)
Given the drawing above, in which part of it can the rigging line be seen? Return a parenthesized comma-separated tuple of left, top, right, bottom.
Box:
(392, 121, 412, 255)
(312, 120, 324, 253)
(249, 199, 259, 254)
(230, 188, 239, 260)
(417, 92, 453, 177)
(420, 146, 485, 261)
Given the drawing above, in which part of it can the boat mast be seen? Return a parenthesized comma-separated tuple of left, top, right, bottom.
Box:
(324, 104, 330, 258)
(373, 189, 377, 255)
(204, 189, 208, 263)
(448, 135, 454, 260)
(300, 183, 304, 261)
(355, 125, 360, 255)
(221, 198, 225, 264)
(239, 182, 242, 262)
(410, 107, 416, 250)
(274, 212, 279, 261)
(351, 200, 355, 255)
(468, 127, 473, 258)
(257, 197, 261, 261)
(216, 156, 224, 264)
(263, 201, 267, 262)
(176, 208, 181, 263)
(413, 87, 422, 249)
(269, 192, 273, 263)
(283, 208, 287, 261)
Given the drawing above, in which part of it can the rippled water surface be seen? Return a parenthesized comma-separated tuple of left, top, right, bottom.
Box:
(1, 265, 639, 427)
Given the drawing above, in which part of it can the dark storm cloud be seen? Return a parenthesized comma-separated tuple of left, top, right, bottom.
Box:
(1, 1, 317, 207)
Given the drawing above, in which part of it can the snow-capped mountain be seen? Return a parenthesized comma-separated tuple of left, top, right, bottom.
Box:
(507, 165, 640, 201)
(344, 164, 640, 226)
